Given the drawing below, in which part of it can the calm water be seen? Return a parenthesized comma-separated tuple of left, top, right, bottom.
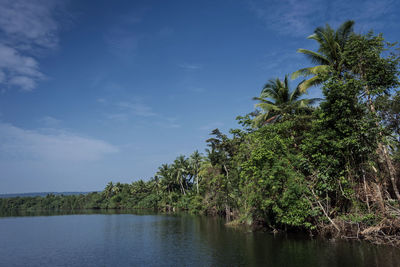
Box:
(0, 211, 399, 267)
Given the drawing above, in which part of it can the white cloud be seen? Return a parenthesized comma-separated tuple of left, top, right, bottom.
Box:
(0, 123, 118, 162)
(8, 75, 36, 91)
(0, 0, 59, 48)
(0, 0, 63, 91)
(38, 115, 61, 126)
(0, 43, 44, 91)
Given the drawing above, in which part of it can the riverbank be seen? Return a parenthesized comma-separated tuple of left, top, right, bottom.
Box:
(224, 211, 400, 247)
(2, 198, 399, 248)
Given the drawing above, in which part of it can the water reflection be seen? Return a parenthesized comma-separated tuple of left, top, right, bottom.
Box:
(0, 208, 158, 217)
(0, 211, 398, 267)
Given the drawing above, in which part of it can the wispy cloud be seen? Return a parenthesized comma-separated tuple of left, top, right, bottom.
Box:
(179, 63, 203, 70)
(98, 96, 185, 129)
(99, 98, 157, 122)
(155, 117, 181, 129)
(0, 0, 60, 49)
(0, 0, 64, 91)
(249, 0, 398, 37)
(105, 113, 129, 122)
(117, 101, 157, 117)
(38, 115, 61, 127)
(0, 43, 44, 91)
(249, 0, 324, 37)
(0, 122, 118, 162)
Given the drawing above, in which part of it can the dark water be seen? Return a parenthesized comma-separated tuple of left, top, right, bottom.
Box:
(0, 211, 399, 267)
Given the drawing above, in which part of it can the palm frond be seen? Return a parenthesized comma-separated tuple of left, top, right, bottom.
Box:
(298, 75, 324, 93)
(297, 98, 323, 107)
(290, 80, 306, 101)
(255, 102, 281, 112)
(252, 97, 275, 105)
(336, 20, 355, 47)
(291, 68, 313, 79)
(297, 49, 330, 65)
(292, 65, 330, 80)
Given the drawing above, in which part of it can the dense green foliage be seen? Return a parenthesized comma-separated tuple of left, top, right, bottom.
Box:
(2, 22, 399, 238)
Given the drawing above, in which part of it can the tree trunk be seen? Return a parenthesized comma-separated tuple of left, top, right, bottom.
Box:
(225, 204, 231, 221)
(311, 188, 340, 232)
(196, 175, 199, 195)
(364, 84, 400, 202)
(180, 180, 186, 195)
(374, 182, 386, 212)
(362, 167, 371, 213)
(177, 172, 186, 195)
(223, 164, 229, 182)
(378, 143, 400, 201)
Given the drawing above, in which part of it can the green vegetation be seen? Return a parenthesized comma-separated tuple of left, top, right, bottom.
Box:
(1, 21, 399, 245)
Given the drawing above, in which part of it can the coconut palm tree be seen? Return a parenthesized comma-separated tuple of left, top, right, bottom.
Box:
(292, 20, 355, 92)
(104, 182, 114, 199)
(173, 155, 190, 195)
(157, 164, 177, 194)
(252, 75, 320, 127)
(150, 175, 162, 196)
(189, 150, 203, 194)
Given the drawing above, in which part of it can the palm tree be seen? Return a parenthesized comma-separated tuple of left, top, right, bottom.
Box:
(173, 155, 190, 195)
(150, 175, 162, 196)
(252, 75, 320, 127)
(157, 164, 176, 194)
(292, 20, 355, 92)
(189, 150, 203, 194)
(104, 182, 114, 199)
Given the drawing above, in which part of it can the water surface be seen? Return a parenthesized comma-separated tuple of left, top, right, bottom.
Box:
(0, 211, 398, 266)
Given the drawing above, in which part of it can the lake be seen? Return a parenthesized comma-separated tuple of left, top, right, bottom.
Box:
(0, 211, 398, 266)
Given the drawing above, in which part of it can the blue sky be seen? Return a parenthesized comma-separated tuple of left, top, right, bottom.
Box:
(0, 0, 399, 193)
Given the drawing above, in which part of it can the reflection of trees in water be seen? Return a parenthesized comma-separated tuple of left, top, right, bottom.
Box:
(193, 216, 398, 267)
(0, 212, 398, 266)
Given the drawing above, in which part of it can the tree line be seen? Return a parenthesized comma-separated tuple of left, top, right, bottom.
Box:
(2, 21, 399, 245)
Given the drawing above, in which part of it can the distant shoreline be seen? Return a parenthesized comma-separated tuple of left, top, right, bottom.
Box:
(0, 192, 96, 198)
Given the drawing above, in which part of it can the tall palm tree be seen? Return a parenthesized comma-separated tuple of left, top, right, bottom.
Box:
(157, 164, 177, 194)
(173, 155, 190, 195)
(252, 75, 320, 127)
(292, 20, 355, 92)
(189, 150, 203, 194)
